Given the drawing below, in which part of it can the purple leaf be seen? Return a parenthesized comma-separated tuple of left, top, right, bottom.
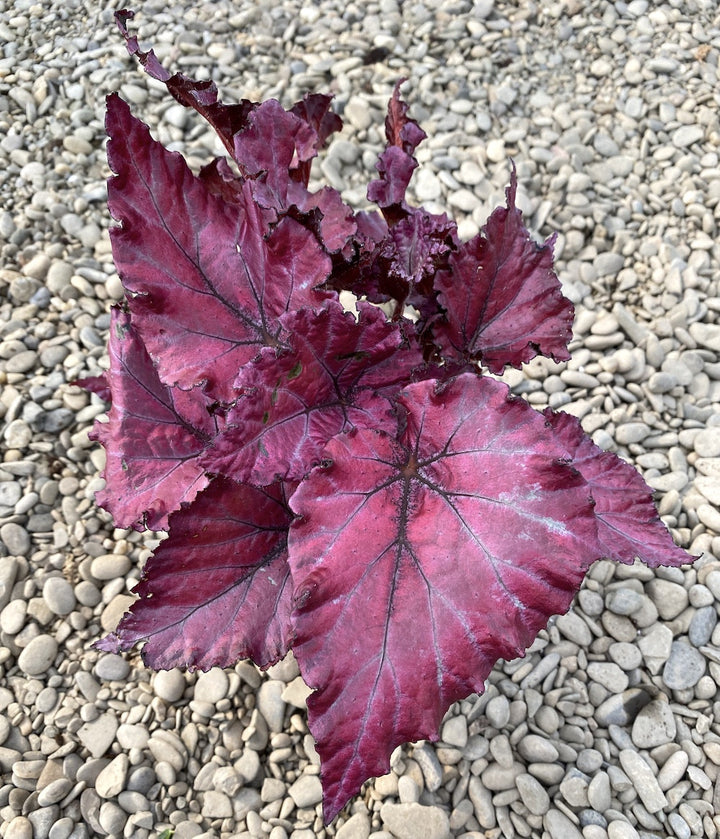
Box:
(106, 93, 332, 403)
(545, 409, 692, 567)
(90, 308, 216, 531)
(288, 373, 600, 820)
(72, 373, 111, 403)
(435, 167, 574, 373)
(96, 476, 294, 670)
(115, 10, 258, 159)
(203, 301, 424, 485)
(367, 81, 427, 218)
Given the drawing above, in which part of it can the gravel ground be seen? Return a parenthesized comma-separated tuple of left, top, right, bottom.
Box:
(2, 1, 720, 838)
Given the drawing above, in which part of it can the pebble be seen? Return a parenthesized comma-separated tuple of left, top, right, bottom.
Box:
(42, 577, 76, 616)
(631, 700, 676, 747)
(95, 754, 129, 799)
(194, 668, 229, 704)
(380, 802, 450, 839)
(153, 669, 186, 702)
(515, 772, 550, 815)
(618, 749, 667, 812)
(543, 809, 583, 839)
(287, 775, 323, 809)
(663, 641, 706, 689)
(17, 634, 58, 676)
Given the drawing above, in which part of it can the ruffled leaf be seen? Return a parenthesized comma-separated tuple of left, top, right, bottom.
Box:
(368, 80, 427, 219)
(91, 308, 216, 531)
(435, 167, 574, 373)
(545, 409, 692, 567)
(106, 93, 331, 403)
(96, 477, 294, 670)
(203, 301, 424, 485)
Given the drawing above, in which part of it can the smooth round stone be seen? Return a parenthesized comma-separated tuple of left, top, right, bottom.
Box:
(631, 700, 677, 747)
(380, 802, 450, 839)
(94, 654, 130, 681)
(17, 634, 58, 676)
(515, 773, 550, 815)
(518, 734, 559, 763)
(43, 577, 76, 616)
(1, 599, 27, 635)
(74, 580, 101, 608)
(485, 695, 510, 729)
(5, 816, 33, 839)
(607, 821, 640, 839)
(90, 554, 131, 581)
(37, 778, 73, 807)
(0, 481, 22, 508)
(543, 809, 583, 839)
(663, 641, 706, 690)
(95, 754, 129, 799)
(1, 522, 31, 555)
(153, 669, 186, 703)
(688, 605, 717, 647)
(194, 668, 229, 704)
(4, 419, 32, 449)
(693, 427, 720, 457)
(608, 642, 642, 670)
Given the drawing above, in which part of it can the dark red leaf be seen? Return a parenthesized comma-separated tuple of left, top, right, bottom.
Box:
(91, 308, 216, 531)
(203, 301, 424, 485)
(72, 373, 111, 403)
(290, 93, 343, 185)
(106, 93, 331, 403)
(367, 81, 426, 217)
(435, 167, 574, 373)
(96, 477, 294, 670)
(545, 409, 692, 567)
(288, 373, 600, 820)
(115, 10, 257, 158)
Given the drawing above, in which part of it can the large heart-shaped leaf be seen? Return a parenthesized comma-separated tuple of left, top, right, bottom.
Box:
(96, 477, 294, 670)
(91, 308, 216, 531)
(288, 373, 600, 820)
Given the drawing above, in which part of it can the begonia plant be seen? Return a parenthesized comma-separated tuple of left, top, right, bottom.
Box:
(82, 10, 692, 822)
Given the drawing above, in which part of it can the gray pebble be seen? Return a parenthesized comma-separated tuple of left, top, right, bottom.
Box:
(485, 694, 510, 729)
(380, 802, 450, 839)
(515, 773, 550, 815)
(95, 754, 129, 798)
(413, 742, 443, 791)
(631, 699, 676, 748)
(1, 522, 31, 555)
(17, 634, 58, 676)
(0, 481, 22, 508)
(288, 774, 323, 809)
(37, 778, 73, 807)
(688, 605, 717, 647)
(543, 809, 583, 839)
(42, 576, 76, 616)
(94, 654, 130, 681)
(257, 679, 286, 732)
(663, 641, 706, 689)
(618, 749, 667, 812)
(90, 553, 131, 580)
(194, 667, 229, 704)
